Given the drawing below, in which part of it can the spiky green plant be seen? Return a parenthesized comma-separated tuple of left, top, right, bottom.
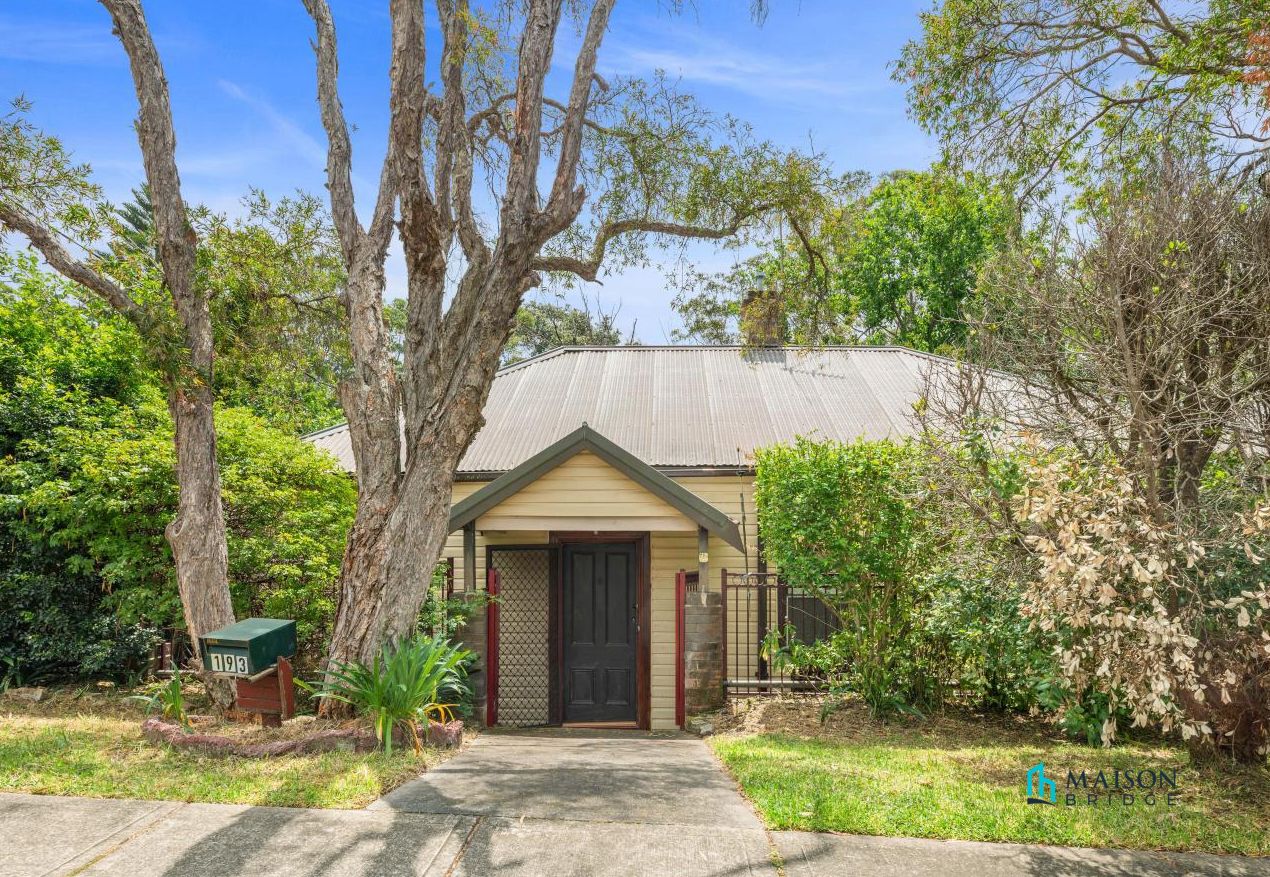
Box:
(128, 667, 190, 730)
(307, 634, 471, 754)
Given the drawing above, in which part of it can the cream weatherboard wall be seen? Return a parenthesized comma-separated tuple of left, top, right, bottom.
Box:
(440, 454, 762, 730)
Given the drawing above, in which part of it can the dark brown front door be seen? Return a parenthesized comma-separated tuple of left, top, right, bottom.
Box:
(562, 542, 637, 723)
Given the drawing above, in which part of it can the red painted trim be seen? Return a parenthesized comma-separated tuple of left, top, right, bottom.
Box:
(485, 567, 500, 727)
(675, 570, 686, 728)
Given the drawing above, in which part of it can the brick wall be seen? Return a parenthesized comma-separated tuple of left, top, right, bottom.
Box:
(683, 591, 724, 714)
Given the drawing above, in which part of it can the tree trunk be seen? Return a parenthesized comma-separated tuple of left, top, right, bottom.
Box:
(165, 380, 237, 709)
(325, 436, 465, 668)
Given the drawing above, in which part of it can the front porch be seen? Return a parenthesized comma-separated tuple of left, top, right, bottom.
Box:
(440, 425, 746, 731)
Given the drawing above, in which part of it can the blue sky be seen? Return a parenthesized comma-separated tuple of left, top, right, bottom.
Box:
(2, 0, 936, 342)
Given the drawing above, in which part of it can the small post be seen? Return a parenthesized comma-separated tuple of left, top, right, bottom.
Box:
(697, 526, 709, 587)
(675, 570, 686, 729)
(720, 567, 729, 696)
(485, 567, 500, 727)
(276, 656, 296, 720)
(463, 522, 476, 593)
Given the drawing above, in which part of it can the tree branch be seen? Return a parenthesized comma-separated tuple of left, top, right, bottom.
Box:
(100, 0, 198, 343)
(0, 201, 148, 330)
(541, 0, 615, 232)
(302, 0, 395, 263)
(531, 210, 777, 282)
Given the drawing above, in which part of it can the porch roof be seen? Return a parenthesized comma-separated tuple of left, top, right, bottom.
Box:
(448, 424, 745, 550)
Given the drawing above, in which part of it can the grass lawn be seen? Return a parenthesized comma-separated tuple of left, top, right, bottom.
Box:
(709, 699, 1270, 856)
(0, 687, 453, 809)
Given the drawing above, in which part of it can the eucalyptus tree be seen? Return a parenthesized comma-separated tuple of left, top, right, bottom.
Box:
(897, 0, 1270, 196)
(0, 1, 239, 705)
(302, 0, 835, 665)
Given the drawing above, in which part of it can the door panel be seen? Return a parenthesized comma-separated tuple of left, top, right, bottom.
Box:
(563, 543, 637, 723)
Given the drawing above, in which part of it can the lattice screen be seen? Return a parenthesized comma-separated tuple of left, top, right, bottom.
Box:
(490, 548, 552, 725)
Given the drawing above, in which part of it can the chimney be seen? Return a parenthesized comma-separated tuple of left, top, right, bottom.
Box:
(739, 288, 787, 348)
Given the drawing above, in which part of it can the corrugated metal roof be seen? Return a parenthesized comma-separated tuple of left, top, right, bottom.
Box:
(305, 346, 958, 474)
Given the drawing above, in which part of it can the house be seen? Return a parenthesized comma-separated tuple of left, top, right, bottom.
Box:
(305, 345, 949, 731)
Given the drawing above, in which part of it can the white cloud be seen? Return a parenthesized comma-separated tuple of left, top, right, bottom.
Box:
(217, 79, 328, 170)
(0, 17, 121, 65)
(601, 30, 885, 108)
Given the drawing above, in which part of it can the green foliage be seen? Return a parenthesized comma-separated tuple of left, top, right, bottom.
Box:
(128, 667, 190, 729)
(846, 172, 1011, 352)
(0, 570, 160, 687)
(305, 634, 472, 755)
(417, 562, 491, 652)
(502, 296, 625, 364)
(918, 572, 1049, 712)
(97, 187, 347, 434)
(672, 170, 1011, 352)
(755, 436, 1052, 717)
(755, 438, 933, 715)
(216, 407, 355, 658)
(895, 0, 1268, 194)
(0, 253, 162, 683)
(0, 258, 354, 676)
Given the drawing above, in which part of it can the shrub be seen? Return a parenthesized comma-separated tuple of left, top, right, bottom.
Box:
(756, 436, 1053, 717)
(0, 255, 353, 680)
(755, 438, 934, 715)
(307, 634, 472, 754)
(0, 568, 160, 686)
(1018, 451, 1270, 760)
(128, 667, 191, 729)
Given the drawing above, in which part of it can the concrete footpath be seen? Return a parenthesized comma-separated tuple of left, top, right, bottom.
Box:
(3, 730, 1267, 876)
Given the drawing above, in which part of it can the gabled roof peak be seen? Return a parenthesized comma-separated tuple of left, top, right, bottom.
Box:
(448, 423, 745, 550)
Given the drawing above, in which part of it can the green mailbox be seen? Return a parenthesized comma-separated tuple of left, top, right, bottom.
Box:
(200, 618, 296, 678)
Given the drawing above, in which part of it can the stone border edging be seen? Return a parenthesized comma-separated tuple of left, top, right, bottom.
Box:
(141, 717, 378, 757)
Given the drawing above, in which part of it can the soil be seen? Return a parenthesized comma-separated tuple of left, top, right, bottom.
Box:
(703, 694, 1072, 749)
(0, 682, 475, 747)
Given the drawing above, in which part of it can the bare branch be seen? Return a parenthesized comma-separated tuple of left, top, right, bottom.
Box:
(531, 210, 777, 282)
(541, 0, 616, 231)
(302, 0, 395, 262)
(503, 0, 564, 222)
(0, 201, 148, 329)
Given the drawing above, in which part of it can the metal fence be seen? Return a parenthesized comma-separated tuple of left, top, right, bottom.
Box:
(722, 570, 839, 696)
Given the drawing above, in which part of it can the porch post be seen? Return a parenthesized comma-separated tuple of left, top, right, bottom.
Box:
(463, 521, 476, 592)
(697, 526, 709, 587)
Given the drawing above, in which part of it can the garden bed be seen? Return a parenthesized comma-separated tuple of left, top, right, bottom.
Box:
(707, 696, 1270, 856)
(0, 685, 472, 809)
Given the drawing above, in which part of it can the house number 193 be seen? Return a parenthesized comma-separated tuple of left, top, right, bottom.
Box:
(209, 652, 249, 675)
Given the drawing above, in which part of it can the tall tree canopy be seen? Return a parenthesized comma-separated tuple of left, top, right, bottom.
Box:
(673, 170, 1012, 353)
(896, 0, 1270, 195)
(503, 296, 627, 364)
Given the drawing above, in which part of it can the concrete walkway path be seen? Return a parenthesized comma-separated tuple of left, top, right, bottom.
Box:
(4, 729, 1266, 876)
(370, 727, 762, 828)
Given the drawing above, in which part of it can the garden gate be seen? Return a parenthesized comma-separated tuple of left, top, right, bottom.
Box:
(721, 570, 838, 696)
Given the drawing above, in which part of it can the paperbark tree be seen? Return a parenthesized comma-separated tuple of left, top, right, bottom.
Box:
(304, 0, 833, 666)
(0, 0, 237, 706)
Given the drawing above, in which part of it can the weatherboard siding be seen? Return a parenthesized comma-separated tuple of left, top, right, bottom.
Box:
(441, 466, 763, 731)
